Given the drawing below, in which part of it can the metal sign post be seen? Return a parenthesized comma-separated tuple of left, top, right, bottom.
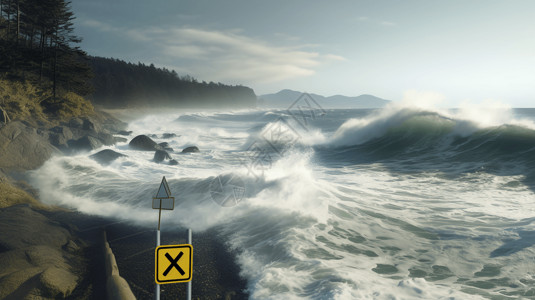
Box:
(152, 176, 193, 300)
(187, 228, 192, 300)
(153, 176, 174, 300)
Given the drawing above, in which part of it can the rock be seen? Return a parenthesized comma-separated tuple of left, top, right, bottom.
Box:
(63, 240, 80, 252)
(49, 126, 73, 148)
(68, 118, 84, 129)
(169, 159, 179, 165)
(162, 133, 176, 139)
(82, 118, 100, 133)
(68, 136, 103, 152)
(107, 275, 136, 300)
(158, 142, 173, 152)
(117, 130, 132, 136)
(182, 146, 200, 153)
(129, 135, 160, 151)
(153, 150, 172, 163)
(90, 149, 126, 165)
(114, 136, 128, 143)
(0, 121, 59, 170)
(0, 205, 70, 251)
(96, 132, 115, 146)
(39, 267, 78, 298)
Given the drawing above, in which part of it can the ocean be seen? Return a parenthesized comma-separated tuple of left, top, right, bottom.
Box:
(29, 103, 535, 299)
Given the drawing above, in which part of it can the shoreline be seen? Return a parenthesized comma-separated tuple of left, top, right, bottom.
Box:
(2, 206, 249, 299)
(0, 107, 249, 299)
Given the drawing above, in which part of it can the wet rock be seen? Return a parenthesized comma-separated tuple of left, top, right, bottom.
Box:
(169, 159, 179, 165)
(82, 118, 100, 133)
(68, 136, 103, 152)
(49, 126, 73, 148)
(162, 133, 176, 139)
(158, 142, 173, 152)
(129, 135, 160, 151)
(96, 132, 115, 146)
(154, 150, 172, 163)
(182, 146, 200, 153)
(117, 130, 132, 136)
(114, 136, 128, 143)
(90, 149, 126, 165)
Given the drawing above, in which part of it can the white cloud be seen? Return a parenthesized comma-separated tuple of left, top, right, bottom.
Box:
(81, 20, 345, 84)
(81, 19, 116, 32)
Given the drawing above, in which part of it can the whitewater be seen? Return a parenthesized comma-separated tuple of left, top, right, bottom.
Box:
(29, 102, 535, 299)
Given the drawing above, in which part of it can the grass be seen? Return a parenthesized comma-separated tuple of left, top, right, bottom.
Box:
(0, 78, 94, 127)
(0, 178, 47, 209)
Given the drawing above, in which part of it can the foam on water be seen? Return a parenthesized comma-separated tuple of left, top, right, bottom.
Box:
(29, 106, 535, 299)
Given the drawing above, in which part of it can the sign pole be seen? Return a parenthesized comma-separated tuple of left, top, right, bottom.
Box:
(153, 176, 192, 292)
(156, 201, 162, 300)
(155, 227, 160, 300)
(187, 228, 192, 300)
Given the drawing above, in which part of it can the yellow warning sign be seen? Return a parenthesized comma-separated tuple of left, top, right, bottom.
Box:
(155, 244, 192, 284)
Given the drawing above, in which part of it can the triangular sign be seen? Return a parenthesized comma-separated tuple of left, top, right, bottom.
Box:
(155, 176, 171, 199)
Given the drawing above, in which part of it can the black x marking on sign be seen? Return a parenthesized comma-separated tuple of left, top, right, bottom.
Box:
(163, 252, 185, 276)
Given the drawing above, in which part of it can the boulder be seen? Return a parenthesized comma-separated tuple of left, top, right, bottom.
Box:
(0, 205, 70, 251)
(158, 142, 174, 152)
(68, 136, 103, 152)
(162, 133, 176, 139)
(153, 150, 172, 163)
(114, 136, 128, 143)
(129, 135, 160, 151)
(90, 149, 126, 165)
(82, 118, 100, 133)
(96, 132, 115, 146)
(0, 121, 59, 170)
(39, 267, 78, 298)
(182, 146, 200, 153)
(117, 130, 132, 136)
(68, 118, 84, 129)
(49, 126, 73, 148)
(169, 159, 179, 165)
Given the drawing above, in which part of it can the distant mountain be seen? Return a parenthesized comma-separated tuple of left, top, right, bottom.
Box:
(258, 89, 390, 109)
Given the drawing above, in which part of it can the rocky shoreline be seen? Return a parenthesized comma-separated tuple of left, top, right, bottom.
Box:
(0, 110, 248, 299)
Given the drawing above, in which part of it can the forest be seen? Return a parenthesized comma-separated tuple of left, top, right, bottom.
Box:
(88, 57, 257, 109)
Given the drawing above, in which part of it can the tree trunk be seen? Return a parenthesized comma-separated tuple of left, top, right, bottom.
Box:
(39, 27, 45, 82)
(53, 24, 59, 100)
(53, 44, 57, 99)
(16, 0, 19, 43)
(6, 0, 11, 39)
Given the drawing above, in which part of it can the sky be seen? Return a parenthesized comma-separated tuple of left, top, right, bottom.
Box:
(71, 0, 535, 107)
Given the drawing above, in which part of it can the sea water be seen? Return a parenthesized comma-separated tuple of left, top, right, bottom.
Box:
(30, 104, 535, 299)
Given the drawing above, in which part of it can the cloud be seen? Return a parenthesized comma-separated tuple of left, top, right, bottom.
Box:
(380, 21, 397, 27)
(80, 19, 116, 32)
(80, 20, 344, 84)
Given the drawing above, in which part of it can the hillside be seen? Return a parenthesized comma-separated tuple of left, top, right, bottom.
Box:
(259, 89, 390, 109)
